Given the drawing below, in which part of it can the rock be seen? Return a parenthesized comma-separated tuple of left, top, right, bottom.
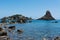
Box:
(17, 19, 26, 23)
(17, 30, 23, 34)
(8, 26, 15, 30)
(0, 28, 10, 40)
(38, 10, 55, 20)
(0, 32, 7, 36)
(42, 37, 52, 40)
(52, 21, 58, 23)
(0, 36, 10, 40)
(9, 20, 16, 24)
(54, 37, 60, 40)
(0, 23, 3, 27)
(0, 28, 3, 31)
(0, 28, 7, 36)
(55, 21, 58, 23)
(0, 14, 32, 23)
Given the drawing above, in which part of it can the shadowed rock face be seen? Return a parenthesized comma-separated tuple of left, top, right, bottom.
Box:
(38, 10, 55, 20)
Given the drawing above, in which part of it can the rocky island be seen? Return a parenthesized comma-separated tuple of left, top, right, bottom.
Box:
(0, 14, 32, 24)
(38, 10, 55, 20)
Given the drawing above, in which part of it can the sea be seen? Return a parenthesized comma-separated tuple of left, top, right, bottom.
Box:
(2, 20, 60, 40)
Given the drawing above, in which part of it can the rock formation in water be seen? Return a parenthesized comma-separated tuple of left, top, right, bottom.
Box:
(38, 10, 55, 20)
(0, 28, 7, 36)
(1, 14, 32, 23)
(17, 29, 23, 34)
(54, 37, 60, 40)
(0, 27, 10, 40)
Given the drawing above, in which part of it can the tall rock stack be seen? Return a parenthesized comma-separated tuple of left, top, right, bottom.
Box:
(38, 10, 55, 20)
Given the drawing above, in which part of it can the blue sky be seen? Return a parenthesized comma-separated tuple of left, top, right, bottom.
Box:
(0, 0, 60, 19)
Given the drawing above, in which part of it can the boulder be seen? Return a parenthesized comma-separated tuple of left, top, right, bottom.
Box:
(0, 28, 11, 40)
(0, 36, 10, 40)
(8, 26, 15, 30)
(38, 10, 55, 20)
(54, 37, 60, 40)
(17, 29, 23, 34)
(0, 28, 7, 36)
(0, 32, 7, 36)
(0, 28, 3, 31)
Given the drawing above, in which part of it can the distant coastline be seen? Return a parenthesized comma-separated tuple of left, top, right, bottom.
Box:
(0, 10, 56, 24)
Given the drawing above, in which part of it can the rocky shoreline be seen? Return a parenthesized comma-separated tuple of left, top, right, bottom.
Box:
(0, 11, 59, 40)
(0, 23, 60, 40)
(0, 27, 10, 40)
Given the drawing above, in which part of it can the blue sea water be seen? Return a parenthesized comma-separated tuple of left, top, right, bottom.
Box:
(4, 20, 60, 40)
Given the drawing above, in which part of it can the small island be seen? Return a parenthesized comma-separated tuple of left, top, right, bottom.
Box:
(0, 14, 32, 24)
(37, 10, 55, 20)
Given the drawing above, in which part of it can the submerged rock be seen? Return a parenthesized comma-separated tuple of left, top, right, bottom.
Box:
(38, 10, 55, 20)
(52, 21, 58, 23)
(17, 29, 23, 34)
(17, 18, 27, 23)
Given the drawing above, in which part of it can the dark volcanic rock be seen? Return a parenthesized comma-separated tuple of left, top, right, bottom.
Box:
(0, 28, 3, 31)
(8, 26, 15, 30)
(0, 32, 7, 36)
(38, 10, 55, 20)
(54, 37, 60, 40)
(17, 29, 23, 34)
(1, 14, 32, 23)
(0, 28, 7, 36)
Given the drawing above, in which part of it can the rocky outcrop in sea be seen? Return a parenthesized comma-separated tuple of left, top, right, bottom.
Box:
(38, 10, 55, 20)
(0, 27, 10, 40)
(0, 14, 32, 24)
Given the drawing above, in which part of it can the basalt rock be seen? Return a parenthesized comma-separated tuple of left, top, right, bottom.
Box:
(38, 10, 55, 20)
(8, 26, 15, 30)
(17, 29, 23, 34)
(1, 14, 32, 23)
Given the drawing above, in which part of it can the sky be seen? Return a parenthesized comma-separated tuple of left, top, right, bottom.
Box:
(0, 0, 60, 19)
